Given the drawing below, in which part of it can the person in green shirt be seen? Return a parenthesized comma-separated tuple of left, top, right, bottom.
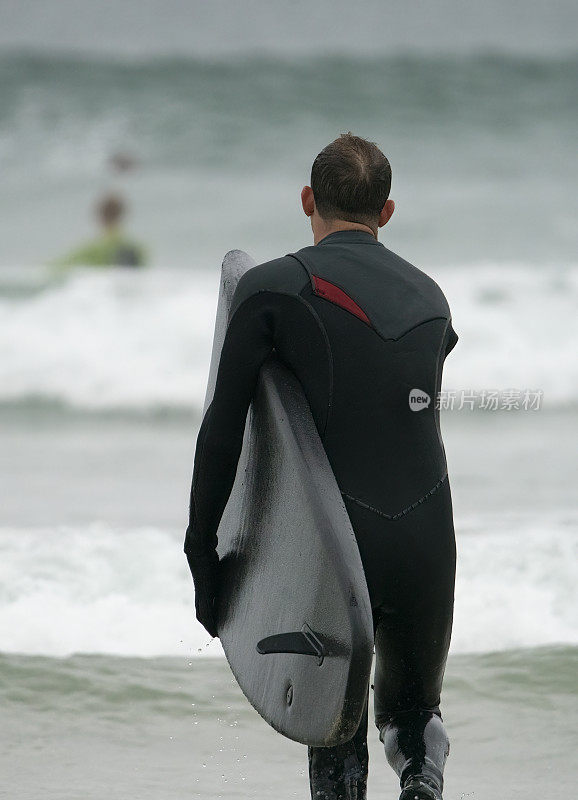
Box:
(52, 193, 147, 271)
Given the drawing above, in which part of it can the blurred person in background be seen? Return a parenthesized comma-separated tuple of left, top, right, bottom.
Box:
(52, 192, 147, 270)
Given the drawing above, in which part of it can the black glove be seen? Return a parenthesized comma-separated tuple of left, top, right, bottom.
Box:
(186, 550, 220, 638)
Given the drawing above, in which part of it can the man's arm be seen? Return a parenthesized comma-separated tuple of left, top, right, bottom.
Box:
(445, 322, 459, 356)
(184, 285, 276, 635)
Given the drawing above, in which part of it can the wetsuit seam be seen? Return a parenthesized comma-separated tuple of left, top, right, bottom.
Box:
(287, 253, 449, 343)
(287, 252, 320, 292)
(366, 316, 452, 350)
(341, 473, 448, 520)
(234, 287, 334, 440)
(288, 252, 376, 332)
(387, 316, 450, 343)
(317, 231, 383, 247)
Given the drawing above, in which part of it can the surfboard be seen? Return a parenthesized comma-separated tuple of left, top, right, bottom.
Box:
(204, 249, 374, 747)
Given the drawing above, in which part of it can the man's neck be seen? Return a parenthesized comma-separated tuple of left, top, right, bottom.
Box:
(312, 219, 377, 245)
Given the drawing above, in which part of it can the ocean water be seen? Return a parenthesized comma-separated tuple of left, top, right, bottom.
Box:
(1, 51, 577, 268)
(2, 2, 577, 797)
(1, 265, 577, 411)
(2, 648, 577, 800)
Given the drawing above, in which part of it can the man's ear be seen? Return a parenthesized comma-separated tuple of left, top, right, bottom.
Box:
(301, 186, 315, 217)
(378, 198, 395, 228)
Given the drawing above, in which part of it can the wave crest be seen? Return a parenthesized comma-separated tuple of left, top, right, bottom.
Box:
(1, 264, 577, 411)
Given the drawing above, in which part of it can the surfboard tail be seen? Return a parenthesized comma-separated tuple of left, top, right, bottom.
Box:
(256, 624, 326, 666)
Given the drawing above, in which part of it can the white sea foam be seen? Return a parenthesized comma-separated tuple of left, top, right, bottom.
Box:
(435, 263, 578, 408)
(2, 263, 577, 412)
(1, 269, 217, 411)
(451, 511, 578, 653)
(0, 524, 217, 659)
(0, 513, 576, 657)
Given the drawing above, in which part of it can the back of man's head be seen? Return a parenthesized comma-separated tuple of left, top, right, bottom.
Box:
(311, 133, 392, 229)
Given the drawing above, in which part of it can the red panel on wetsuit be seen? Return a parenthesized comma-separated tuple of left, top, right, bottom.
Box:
(311, 275, 372, 327)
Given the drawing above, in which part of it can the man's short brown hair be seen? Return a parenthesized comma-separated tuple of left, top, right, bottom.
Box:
(311, 133, 391, 227)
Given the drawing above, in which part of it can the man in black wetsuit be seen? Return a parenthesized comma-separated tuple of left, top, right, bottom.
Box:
(184, 133, 459, 800)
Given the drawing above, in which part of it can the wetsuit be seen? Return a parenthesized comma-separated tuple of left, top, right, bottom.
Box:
(52, 230, 146, 270)
(185, 229, 458, 800)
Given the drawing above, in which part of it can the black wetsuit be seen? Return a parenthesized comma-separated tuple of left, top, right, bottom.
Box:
(185, 229, 458, 800)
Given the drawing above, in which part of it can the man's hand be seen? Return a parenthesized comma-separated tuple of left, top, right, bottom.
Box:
(185, 550, 220, 638)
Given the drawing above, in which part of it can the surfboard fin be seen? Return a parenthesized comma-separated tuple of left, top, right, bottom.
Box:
(257, 624, 326, 665)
